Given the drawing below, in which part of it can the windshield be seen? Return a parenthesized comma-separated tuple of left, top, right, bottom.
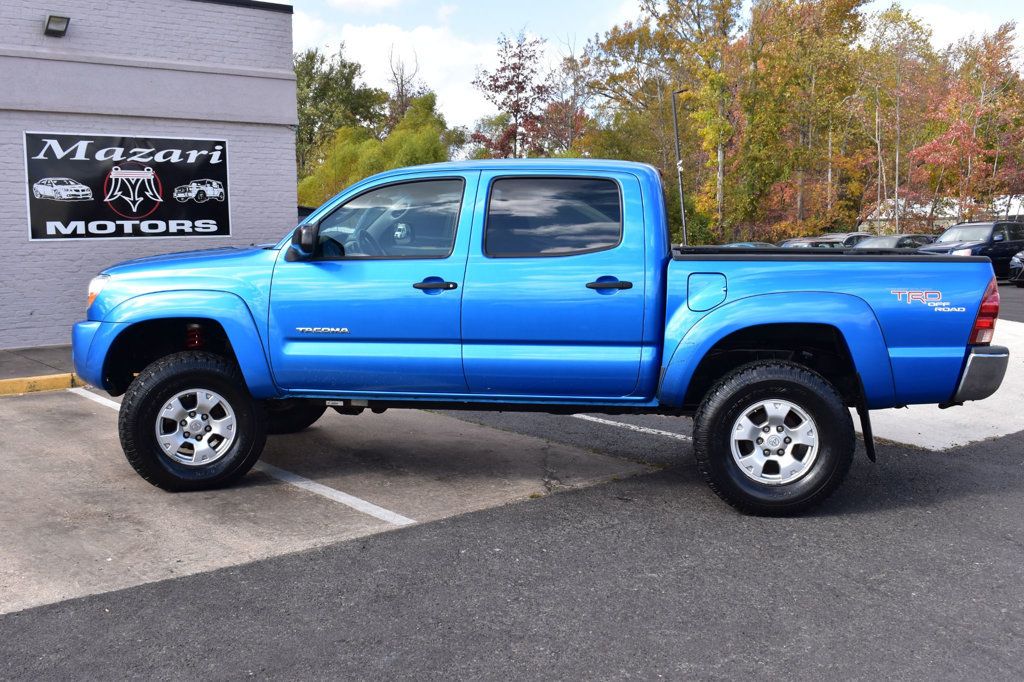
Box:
(855, 236, 898, 248)
(937, 225, 991, 243)
(53, 179, 76, 186)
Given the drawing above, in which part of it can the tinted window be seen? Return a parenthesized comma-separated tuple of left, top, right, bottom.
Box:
(317, 179, 464, 259)
(855, 236, 898, 248)
(484, 177, 622, 257)
(1004, 223, 1024, 241)
(937, 225, 992, 243)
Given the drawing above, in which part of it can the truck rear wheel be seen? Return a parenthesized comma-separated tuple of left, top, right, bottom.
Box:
(118, 351, 266, 491)
(692, 361, 854, 516)
(263, 399, 327, 434)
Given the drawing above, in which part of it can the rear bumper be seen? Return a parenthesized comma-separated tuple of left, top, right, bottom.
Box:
(950, 345, 1009, 403)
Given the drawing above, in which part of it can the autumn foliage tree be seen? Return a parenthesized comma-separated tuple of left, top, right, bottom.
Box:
(471, 32, 552, 157)
(297, 3, 1023, 244)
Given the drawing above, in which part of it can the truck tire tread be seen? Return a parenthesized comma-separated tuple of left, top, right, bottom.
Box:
(118, 351, 266, 491)
(692, 360, 855, 516)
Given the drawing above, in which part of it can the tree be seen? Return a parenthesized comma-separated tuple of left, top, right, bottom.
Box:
(642, 0, 743, 233)
(294, 46, 387, 179)
(297, 94, 455, 206)
(472, 32, 552, 157)
(385, 49, 428, 134)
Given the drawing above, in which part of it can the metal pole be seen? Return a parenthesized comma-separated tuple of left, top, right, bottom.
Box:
(671, 89, 688, 246)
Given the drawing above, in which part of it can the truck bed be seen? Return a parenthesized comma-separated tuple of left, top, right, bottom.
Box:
(663, 246, 997, 409)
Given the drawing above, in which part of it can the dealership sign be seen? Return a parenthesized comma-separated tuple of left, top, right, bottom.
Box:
(23, 132, 230, 240)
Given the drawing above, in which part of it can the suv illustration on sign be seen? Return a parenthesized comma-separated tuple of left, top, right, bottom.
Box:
(173, 179, 224, 203)
(32, 177, 93, 201)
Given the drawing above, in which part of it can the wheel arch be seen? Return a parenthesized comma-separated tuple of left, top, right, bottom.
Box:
(97, 291, 277, 398)
(659, 292, 896, 409)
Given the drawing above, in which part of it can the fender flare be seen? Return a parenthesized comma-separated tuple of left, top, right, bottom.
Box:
(99, 290, 278, 398)
(658, 292, 896, 409)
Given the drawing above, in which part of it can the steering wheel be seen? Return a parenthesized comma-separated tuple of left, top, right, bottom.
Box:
(356, 229, 384, 256)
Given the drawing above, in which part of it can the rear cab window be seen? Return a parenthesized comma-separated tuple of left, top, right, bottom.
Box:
(484, 177, 622, 257)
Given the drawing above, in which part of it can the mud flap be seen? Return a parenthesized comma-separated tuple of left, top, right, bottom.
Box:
(855, 373, 876, 462)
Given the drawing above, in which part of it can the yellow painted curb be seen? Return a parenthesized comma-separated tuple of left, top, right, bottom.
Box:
(0, 373, 81, 396)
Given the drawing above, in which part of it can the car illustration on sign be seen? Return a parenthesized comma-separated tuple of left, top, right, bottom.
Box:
(32, 177, 93, 201)
(173, 179, 224, 203)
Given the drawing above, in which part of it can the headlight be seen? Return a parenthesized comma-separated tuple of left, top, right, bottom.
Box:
(87, 275, 110, 308)
(952, 248, 974, 257)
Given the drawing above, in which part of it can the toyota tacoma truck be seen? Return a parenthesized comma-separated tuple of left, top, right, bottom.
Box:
(73, 160, 1009, 515)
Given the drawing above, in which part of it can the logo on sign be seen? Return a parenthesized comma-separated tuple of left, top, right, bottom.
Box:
(103, 164, 164, 218)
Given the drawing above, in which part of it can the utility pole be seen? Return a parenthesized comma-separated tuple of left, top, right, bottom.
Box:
(670, 88, 689, 246)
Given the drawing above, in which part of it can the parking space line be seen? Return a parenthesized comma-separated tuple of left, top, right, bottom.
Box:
(65, 387, 417, 527)
(253, 463, 415, 526)
(68, 387, 121, 410)
(571, 414, 691, 441)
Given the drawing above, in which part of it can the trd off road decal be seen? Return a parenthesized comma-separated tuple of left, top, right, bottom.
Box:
(24, 132, 230, 240)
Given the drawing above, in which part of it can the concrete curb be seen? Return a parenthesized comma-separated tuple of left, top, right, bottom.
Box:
(0, 373, 81, 396)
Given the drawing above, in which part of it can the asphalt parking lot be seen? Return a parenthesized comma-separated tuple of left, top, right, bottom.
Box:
(2, 284, 1023, 679)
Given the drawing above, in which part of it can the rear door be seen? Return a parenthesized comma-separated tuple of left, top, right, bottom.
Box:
(460, 172, 646, 398)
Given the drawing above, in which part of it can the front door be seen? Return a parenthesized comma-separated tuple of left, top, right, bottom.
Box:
(269, 174, 478, 394)
(460, 172, 647, 398)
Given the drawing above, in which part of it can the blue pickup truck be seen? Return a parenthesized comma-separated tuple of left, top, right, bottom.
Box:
(73, 160, 1009, 514)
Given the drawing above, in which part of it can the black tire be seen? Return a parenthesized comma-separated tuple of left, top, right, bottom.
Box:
(262, 399, 327, 435)
(692, 361, 855, 516)
(195, 190, 207, 203)
(118, 351, 266, 491)
(1015, 281, 1024, 288)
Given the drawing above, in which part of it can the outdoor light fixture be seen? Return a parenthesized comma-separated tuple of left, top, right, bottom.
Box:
(43, 15, 70, 37)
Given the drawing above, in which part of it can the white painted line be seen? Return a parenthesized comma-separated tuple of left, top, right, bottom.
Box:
(68, 387, 122, 411)
(572, 414, 691, 441)
(66, 387, 416, 526)
(254, 462, 415, 526)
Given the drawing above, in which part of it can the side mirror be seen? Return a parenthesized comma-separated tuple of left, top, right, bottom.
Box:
(290, 223, 319, 259)
(993, 233, 1005, 242)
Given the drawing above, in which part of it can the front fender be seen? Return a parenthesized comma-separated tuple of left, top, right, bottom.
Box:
(100, 290, 278, 398)
(658, 292, 896, 409)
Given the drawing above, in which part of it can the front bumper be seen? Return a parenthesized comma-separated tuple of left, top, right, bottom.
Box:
(72, 320, 127, 390)
(950, 345, 1009, 403)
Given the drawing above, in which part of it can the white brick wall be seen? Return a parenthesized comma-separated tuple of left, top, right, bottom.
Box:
(0, 0, 296, 348)
(0, 0, 293, 72)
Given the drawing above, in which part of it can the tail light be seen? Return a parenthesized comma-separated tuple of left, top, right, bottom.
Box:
(969, 277, 999, 345)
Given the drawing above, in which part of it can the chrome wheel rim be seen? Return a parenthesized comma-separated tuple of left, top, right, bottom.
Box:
(154, 388, 237, 467)
(729, 398, 819, 485)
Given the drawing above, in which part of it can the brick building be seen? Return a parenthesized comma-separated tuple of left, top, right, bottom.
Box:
(0, 0, 296, 348)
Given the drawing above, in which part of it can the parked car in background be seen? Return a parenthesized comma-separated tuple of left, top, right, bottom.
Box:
(853, 234, 936, 250)
(918, 221, 1024, 278)
(782, 237, 846, 249)
(1010, 250, 1023, 287)
(722, 241, 777, 248)
(825, 231, 874, 246)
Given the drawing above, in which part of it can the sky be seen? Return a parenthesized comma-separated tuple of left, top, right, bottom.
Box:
(272, 0, 1024, 129)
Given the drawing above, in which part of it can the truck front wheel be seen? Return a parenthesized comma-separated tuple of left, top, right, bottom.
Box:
(692, 361, 855, 516)
(118, 351, 267, 491)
